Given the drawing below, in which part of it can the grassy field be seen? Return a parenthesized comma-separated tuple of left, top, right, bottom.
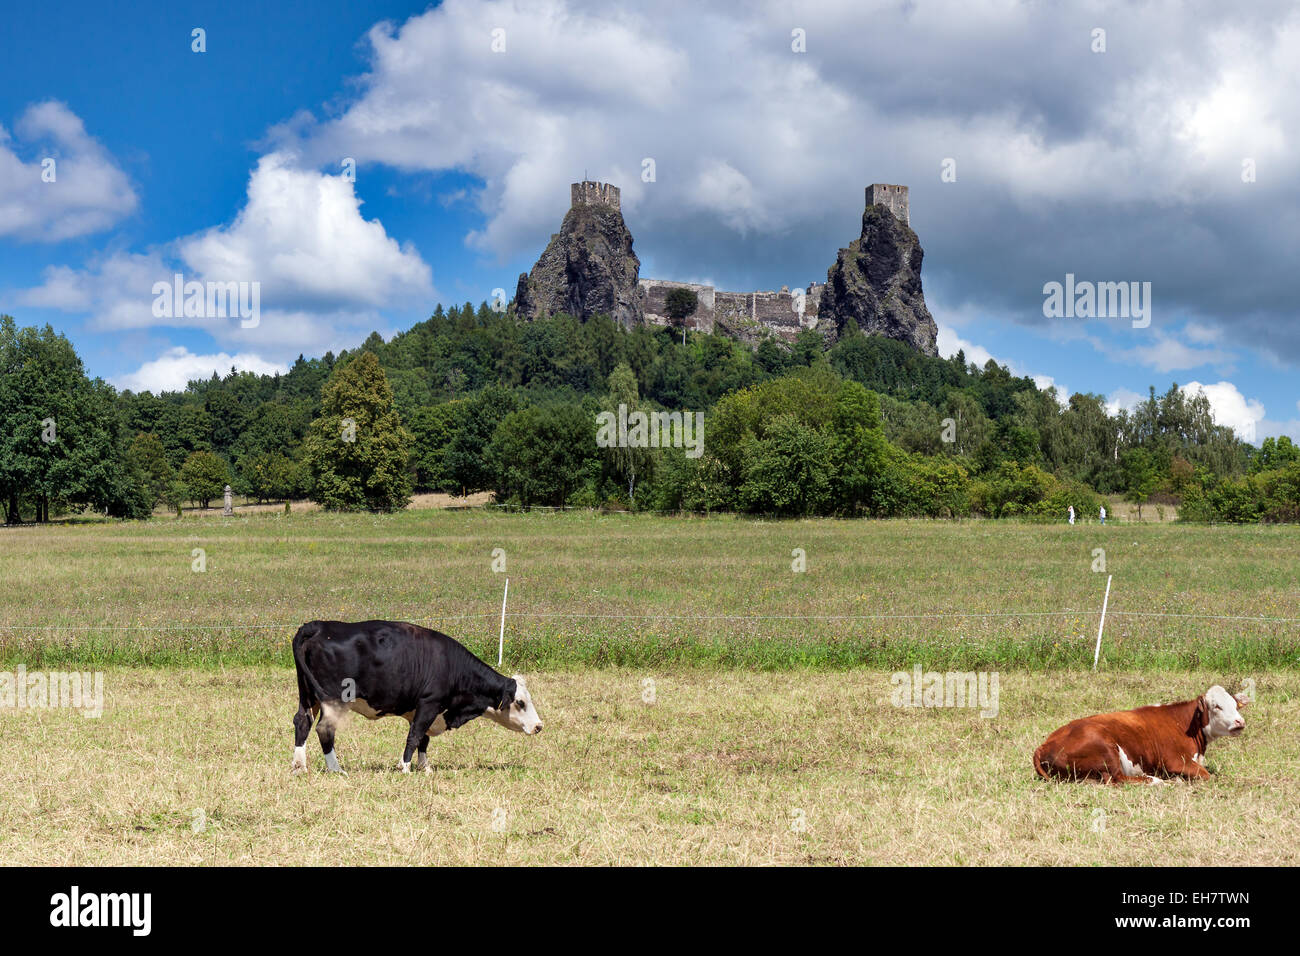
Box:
(1, 508, 1297, 669)
(0, 667, 1293, 866)
(1, 509, 1296, 865)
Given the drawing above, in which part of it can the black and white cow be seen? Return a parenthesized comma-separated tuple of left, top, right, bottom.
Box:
(290, 620, 542, 775)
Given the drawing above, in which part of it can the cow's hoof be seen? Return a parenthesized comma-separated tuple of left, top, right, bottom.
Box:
(422, 763, 435, 775)
(397, 761, 411, 774)
(290, 760, 308, 775)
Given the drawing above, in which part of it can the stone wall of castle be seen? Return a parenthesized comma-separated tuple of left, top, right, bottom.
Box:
(639, 278, 824, 343)
(639, 279, 716, 332)
(571, 180, 621, 210)
(866, 183, 909, 224)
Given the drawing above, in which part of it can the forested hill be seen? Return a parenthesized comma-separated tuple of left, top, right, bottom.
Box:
(227, 304, 1034, 417)
(3, 305, 1295, 524)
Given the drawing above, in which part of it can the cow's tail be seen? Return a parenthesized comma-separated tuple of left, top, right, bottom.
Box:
(291, 622, 330, 710)
(1033, 744, 1054, 780)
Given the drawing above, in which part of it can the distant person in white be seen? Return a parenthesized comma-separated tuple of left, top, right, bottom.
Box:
(1100, 505, 1106, 525)
(1068, 505, 1075, 525)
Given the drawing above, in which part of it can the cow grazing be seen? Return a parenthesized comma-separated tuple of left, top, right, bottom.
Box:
(1033, 685, 1248, 785)
(290, 620, 542, 775)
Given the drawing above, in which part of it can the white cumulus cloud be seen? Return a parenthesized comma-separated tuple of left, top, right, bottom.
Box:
(936, 323, 997, 369)
(114, 347, 289, 394)
(179, 152, 432, 311)
(1181, 380, 1266, 442)
(1129, 330, 1233, 374)
(0, 101, 137, 241)
(937, 321, 1068, 403)
(20, 152, 433, 362)
(1105, 387, 1148, 416)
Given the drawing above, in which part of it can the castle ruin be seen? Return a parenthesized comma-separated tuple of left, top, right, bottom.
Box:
(639, 278, 825, 342)
(571, 180, 621, 210)
(517, 179, 933, 351)
(866, 184, 909, 225)
(639, 183, 909, 342)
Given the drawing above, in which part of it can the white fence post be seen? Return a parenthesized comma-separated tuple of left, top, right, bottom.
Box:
(1092, 574, 1113, 671)
(498, 578, 509, 667)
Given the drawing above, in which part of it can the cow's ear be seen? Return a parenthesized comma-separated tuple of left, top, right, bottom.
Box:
(1233, 693, 1251, 709)
(1188, 697, 1208, 736)
(498, 679, 517, 710)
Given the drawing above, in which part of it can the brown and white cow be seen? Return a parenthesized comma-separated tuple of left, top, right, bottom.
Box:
(1033, 685, 1249, 785)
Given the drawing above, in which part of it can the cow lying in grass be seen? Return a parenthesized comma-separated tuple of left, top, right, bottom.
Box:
(290, 620, 542, 775)
(1033, 685, 1248, 785)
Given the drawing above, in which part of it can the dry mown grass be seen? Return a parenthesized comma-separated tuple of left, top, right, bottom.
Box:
(0, 667, 1293, 866)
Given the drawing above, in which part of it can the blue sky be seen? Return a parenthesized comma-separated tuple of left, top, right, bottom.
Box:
(1, 0, 1297, 443)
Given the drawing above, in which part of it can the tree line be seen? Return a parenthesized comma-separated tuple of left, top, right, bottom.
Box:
(2, 306, 1295, 523)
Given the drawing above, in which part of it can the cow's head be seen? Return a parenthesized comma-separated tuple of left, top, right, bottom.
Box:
(486, 676, 543, 735)
(1201, 685, 1248, 739)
